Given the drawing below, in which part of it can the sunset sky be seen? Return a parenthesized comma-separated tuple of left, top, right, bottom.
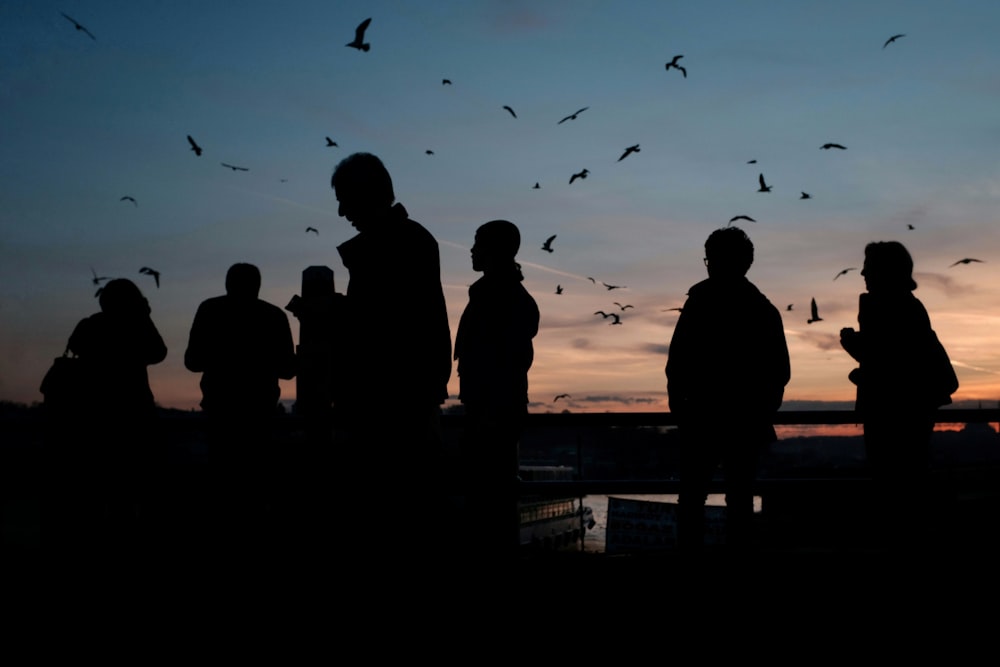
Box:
(4, 1, 1000, 413)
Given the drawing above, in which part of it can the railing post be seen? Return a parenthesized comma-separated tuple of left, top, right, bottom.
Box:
(286, 266, 337, 444)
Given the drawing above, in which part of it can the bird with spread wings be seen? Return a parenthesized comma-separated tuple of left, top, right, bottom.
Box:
(347, 18, 372, 51)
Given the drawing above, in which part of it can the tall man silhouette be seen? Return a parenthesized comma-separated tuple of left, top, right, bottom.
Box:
(666, 227, 790, 554)
(330, 152, 453, 557)
(184, 262, 297, 551)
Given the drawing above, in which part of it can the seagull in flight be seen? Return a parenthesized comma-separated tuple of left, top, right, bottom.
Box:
(569, 168, 589, 184)
(346, 18, 371, 51)
(757, 174, 772, 192)
(834, 267, 857, 280)
(555, 285, 563, 294)
(558, 107, 589, 124)
(120, 196, 137, 207)
(821, 143, 847, 150)
(665, 55, 686, 77)
(608, 313, 622, 325)
(603, 282, 625, 291)
(442, 79, 452, 85)
(425, 150, 434, 155)
(618, 144, 640, 162)
(306, 227, 319, 235)
(747, 159, 757, 164)
(91, 268, 110, 286)
(60, 12, 96, 41)
(883, 34, 905, 49)
(187, 135, 203, 156)
(532, 182, 540, 189)
(587, 277, 596, 284)
(950, 258, 984, 267)
(800, 192, 812, 199)
(541, 235, 556, 253)
(614, 302, 634, 310)
(221, 163, 249, 172)
(807, 298, 823, 324)
(554, 394, 571, 402)
(729, 215, 755, 224)
(325, 137, 338, 147)
(786, 304, 794, 311)
(139, 267, 161, 289)
(502, 105, 517, 118)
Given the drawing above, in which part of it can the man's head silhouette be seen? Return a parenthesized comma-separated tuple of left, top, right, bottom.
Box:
(705, 226, 754, 280)
(331, 152, 395, 233)
(471, 219, 520, 273)
(226, 262, 261, 301)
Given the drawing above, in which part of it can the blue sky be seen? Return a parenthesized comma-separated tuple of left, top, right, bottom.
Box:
(4, 1, 1000, 412)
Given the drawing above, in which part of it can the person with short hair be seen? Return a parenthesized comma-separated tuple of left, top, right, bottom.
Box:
(666, 226, 790, 554)
(184, 262, 296, 551)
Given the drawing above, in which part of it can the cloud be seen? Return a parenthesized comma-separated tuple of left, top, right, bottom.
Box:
(640, 342, 670, 356)
(791, 329, 841, 351)
(916, 271, 977, 298)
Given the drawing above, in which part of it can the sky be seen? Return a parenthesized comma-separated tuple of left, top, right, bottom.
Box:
(4, 0, 1000, 413)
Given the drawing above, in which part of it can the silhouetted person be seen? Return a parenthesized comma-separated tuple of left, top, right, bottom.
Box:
(330, 152, 452, 559)
(47, 278, 167, 553)
(666, 227, 790, 554)
(454, 220, 540, 560)
(840, 241, 958, 551)
(184, 263, 296, 552)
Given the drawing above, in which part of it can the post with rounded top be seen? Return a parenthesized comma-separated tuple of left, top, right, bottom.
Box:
(286, 266, 336, 443)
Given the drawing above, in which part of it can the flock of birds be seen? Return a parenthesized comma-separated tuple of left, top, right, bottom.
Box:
(53, 12, 985, 406)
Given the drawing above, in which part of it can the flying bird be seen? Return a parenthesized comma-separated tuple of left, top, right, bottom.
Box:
(907, 224, 915, 230)
(807, 298, 823, 324)
(120, 196, 137, 207)
(786, 304, 794, 311)
(425, 150, 434, 155)
(502, 105, 517, 118)
(221, 163, 248, 171)
(91, 268, 110, 286)
(594, 311, 612, 319)
(569, 168, 589, 184)
(747, 159, 757, 164)
(834, 267, 857, 280)
(325, 137, 338, 147)
(442, 79, 452, 85)
(603, 282, 625, 291)
(883, 34, 905, 49)
(757, 173, 772, 192)
(541, 235, 556, 253)
(587, 277, 596, 284)
(614, 302, 634, 310)
(60, 12, 96, 41)
(800, 192, 812, 199)
(821, 143, 847, 150)
(618, 144, 640, 162)
(555, 285, 563, 294)
(950, 258, 984, 267)
(532, 182, 540, 189)
(558, 107, 589, 124)
(139, 267, 160, 289)
(665, 55, 686, 77)
(187, 135, 203, 156)
(346, 17, 371, 51)
(729, 215, 755, 224)
(305, 227, 319, 235)
(608, 313, 622, 325)
(554, 394, 571, 402)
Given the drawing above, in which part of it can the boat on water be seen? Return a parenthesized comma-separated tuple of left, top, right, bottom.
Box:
(518, 465, 596, 550)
